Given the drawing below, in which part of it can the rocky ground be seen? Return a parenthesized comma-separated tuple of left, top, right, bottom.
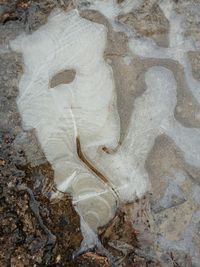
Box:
(0, 0, 200, 266)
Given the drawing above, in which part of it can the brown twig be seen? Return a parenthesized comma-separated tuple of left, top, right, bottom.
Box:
(76, 136, 120, 205)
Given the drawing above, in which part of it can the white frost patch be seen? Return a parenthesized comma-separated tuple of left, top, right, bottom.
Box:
(123, 55, 131, 65)
(129, 0, 200, 111)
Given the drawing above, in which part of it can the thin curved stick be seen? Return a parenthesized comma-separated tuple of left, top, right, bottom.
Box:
(76, 136, 120, 207)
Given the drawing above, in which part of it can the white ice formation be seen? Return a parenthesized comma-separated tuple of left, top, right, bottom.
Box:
(129, 0, 200, 111)
(10, 9, 148, 243)
(11, 0, 200, 248)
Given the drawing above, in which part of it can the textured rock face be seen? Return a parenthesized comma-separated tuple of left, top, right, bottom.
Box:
(1, 0, 200, 266)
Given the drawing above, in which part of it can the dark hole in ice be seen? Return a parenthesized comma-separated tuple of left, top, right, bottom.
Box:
(50, 69, 76, 88)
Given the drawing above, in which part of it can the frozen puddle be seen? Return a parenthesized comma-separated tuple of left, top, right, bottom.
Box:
(11, 0, 200, 255)
(10, 10, 148, 244)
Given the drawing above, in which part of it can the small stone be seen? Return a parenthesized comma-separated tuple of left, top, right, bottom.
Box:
(56, 254, 61, 263)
